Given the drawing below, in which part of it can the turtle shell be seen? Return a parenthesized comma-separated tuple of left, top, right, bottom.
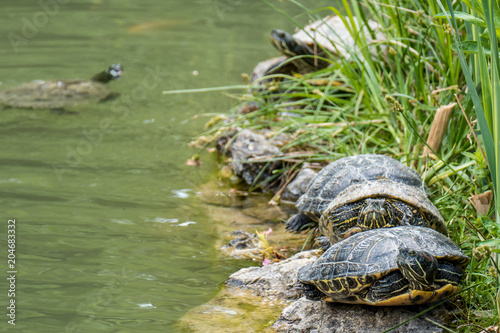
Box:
(290, 15, 386, 61)
(288, 154, 428, 231)
(253, 16, 386, 81)
(319, 179, 447, 243)
(250, 56, 287, 82)
(0, 80, 113, 110)
(298, 226, 470, 306)
(0, 64, 122, 110)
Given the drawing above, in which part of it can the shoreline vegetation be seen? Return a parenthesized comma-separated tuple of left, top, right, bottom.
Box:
(184, 0, 499, 331)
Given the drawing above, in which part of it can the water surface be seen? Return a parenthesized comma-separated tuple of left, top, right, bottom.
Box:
(0, 1, 331, 331)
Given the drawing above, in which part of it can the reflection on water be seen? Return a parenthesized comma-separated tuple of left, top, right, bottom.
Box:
(0, 0, 332, 331)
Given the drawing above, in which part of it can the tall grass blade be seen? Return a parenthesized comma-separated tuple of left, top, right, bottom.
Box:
(441, 0, 497, 191)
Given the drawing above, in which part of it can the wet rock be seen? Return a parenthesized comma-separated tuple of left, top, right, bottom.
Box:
(225, 250, 321, 300)
(220, 224, 310, 264)
(227, 230, 258, 249)
(176, 251, 320, 332)
(281, 167, 318, 201)
(198, 182, 292, 221)
(226, 251, 453, 333)
(214, 129, 292, 192)
(220, 230, 262, 260)
(236, 101, 260, 115)
(240, 202, 291, 222)
(229, 129, 283, 189)
(175, 287, 285, 333)
(273, 298, 452, 333)
(198, 183, 252, 208)
(178, 248, 458, 332)
(215, 131, 236, 157)
(198, 180, 307, 253)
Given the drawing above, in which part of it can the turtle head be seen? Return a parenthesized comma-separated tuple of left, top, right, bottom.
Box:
(271, 29, 311, 57)
(397, 247, 438, 291)
(360, 198, 390, 229)
(106, 64, 123, 79)
(91, 64, 123, 83)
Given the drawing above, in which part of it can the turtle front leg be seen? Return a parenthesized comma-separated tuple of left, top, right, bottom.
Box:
(314, 236, 331, 250)
(286, 213, 314, 232)
(320, 202, 364, 243)
(296, 281, 325, 301)
(389, 200, 428, 227)
(367, 271, 408, 303)
(435, 262, 465, 285)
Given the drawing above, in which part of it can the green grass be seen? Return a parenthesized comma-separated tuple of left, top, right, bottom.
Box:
(191, 0, 499, 330)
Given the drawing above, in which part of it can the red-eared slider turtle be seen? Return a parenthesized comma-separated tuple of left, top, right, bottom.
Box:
(319, 179, 447, 247)
(286, 154, 430, 233)
(251, 15, 385, 81)
(0, 64, 123, 110)
(298, 226, 470, 306)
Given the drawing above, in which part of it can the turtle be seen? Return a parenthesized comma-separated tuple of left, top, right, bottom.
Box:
(251, 15, 385, 81)
(318, 179, 447, 247)
(0, 64, 123, 110)
(286, 154, 430, 233)
(297, 226, 470, 306)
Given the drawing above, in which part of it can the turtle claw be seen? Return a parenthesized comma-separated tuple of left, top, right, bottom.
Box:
(314, 236, 331, 250)
(296, 281, 324, 301)
(286, 213, 313, 232)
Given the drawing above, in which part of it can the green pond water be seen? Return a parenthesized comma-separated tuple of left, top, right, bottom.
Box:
(0, 1, 332, 331)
